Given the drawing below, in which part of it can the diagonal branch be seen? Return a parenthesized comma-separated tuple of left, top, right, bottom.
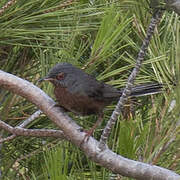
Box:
(0, 70, 179, 179)
(18, 110, 42, 128)
(99, 9, 164, 147)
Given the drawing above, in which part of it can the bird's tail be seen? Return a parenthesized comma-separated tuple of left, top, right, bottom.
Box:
(102, 83, 164, 101)
(119, 83, 164, 97)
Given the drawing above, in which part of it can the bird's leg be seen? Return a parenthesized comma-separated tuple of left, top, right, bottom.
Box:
(83, 113, 104, 142)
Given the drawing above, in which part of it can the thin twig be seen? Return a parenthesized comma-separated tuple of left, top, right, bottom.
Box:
(0, 110, 42, 142)
(19, 110, 42, 128)
(0, 110, 65, 142)
(99, 9, 164, 148)
(0, 0, 16, 16)
(0, 119, 65, 139)
(0, 134, 16, 143)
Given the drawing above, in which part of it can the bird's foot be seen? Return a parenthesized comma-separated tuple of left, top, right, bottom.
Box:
(82, 128, 94, 143)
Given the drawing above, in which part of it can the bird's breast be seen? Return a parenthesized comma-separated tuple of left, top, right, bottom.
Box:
(54, 86, 107, 116)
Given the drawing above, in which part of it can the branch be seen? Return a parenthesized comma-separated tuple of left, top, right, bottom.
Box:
(99, 9, 164, 147)
(0, 110, 45, 142)
(0, 119, 65, 139)
(0, 71, 179, 179)
(0, 0, 16, 16)
(18, 110, 42, 128)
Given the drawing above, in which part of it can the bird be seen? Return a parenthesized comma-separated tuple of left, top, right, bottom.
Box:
(39, 62, 163, 137)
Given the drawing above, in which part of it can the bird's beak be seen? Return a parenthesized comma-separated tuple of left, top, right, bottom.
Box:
(38, 76, 53, 83)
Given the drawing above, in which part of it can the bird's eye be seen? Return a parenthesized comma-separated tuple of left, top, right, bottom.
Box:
(56, 72, 65, 80)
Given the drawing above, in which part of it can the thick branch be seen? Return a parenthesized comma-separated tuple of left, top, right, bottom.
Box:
(0, 71, 179, 179)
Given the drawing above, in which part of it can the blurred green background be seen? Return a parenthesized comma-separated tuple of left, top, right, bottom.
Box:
(0, 0, 179, 179)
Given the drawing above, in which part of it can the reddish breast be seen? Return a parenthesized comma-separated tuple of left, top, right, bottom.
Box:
(54, 86, 106, 116)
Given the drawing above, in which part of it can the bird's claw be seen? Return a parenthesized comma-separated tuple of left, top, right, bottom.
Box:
(82, 129, 94, 143)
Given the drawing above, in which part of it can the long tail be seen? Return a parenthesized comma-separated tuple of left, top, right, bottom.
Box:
(125, 83, 164, 97)
(103, 83, 163, 100)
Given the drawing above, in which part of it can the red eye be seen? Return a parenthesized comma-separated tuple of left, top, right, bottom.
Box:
(56, 72, 64, 80)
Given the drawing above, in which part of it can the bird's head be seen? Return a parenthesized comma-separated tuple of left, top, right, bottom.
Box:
(38, 62, 74, 83)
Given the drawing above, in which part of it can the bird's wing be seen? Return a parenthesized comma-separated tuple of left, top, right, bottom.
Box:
(66, 73, 104, 100)
(65, 70, 120, 101)
(101, 84, 121, 100)
(77, 75, 120, 101)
